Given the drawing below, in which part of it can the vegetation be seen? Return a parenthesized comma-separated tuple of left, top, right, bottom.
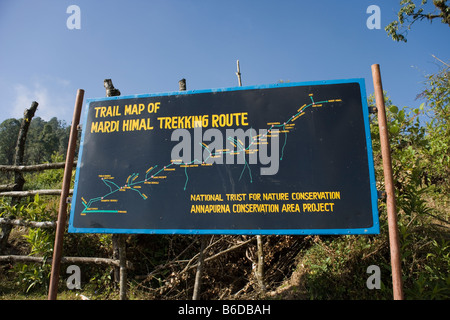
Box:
(1, 60, 448, 299)
(0, 3, 449, 299)
(0, 117, 71, 166)
(385, 0, 450, 42)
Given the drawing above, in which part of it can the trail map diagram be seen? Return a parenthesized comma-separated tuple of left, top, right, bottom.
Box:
(69, 80, 379, 235)
(80, 94, 339, 214)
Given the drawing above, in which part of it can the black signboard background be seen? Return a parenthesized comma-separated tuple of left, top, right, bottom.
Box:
(69, 79, 379, 234)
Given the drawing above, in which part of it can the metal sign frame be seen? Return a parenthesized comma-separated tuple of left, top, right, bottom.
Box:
(68, 78, 379, 235)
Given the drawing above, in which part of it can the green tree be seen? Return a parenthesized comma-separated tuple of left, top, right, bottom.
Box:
(24, 117, 45, 164)
(0, 116, 71, 166)
(0, 118, 21, 165)
(386, 0, 450, 42)
(39, 124, 59, 163)
(418, 59, 450, 191)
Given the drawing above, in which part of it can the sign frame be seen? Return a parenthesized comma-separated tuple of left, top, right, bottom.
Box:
(68, 78, 379, 235)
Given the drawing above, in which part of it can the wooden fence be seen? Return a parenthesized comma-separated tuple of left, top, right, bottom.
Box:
(0, 160, 258, 300)
(0, 101, 131, 299)
(1, 89, 267, 301)
(0, 161, 132, 297)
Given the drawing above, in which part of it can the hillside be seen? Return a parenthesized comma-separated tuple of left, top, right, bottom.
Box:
(0, 63, 449, 300)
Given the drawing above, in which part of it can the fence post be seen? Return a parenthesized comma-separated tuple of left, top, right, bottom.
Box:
(176, 79, 211, 300)
(192, 235, 208, 300)
(177, 78, 207, 300)
(118, 235, 127, 300)
(235, 60, 266, 293)
(103, 79, 128, 300)
(236, 60, 242, 87)
(0, 101, 38, 254)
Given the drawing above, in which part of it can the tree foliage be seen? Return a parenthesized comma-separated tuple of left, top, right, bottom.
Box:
(418, 59, 450, 190)
(386, 0, 450, 42)
(0, 119, 21, 165)
(0, 117, 70, 168)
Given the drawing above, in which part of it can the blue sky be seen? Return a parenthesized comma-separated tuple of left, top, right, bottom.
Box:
(0, 0, 449, 124)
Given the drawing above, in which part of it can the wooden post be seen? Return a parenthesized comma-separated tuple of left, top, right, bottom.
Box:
(236, 60, 242, 87)
(13, 101, 39, 191)
(118, 235, 127, 300)
(103, 79, 128, 300)
(112, 236, 120, 284)
(180, 77, 207, 300)
(235, 60, 265, 292)
(192, 235, 208, 300)
(236, 60, 265, 292)
(371, 64, 404, 300)
(0, 101, 38, 253)
(105, 79, 120, 285)
(256, 236, 266, 293)
(179, 78, 186, 91)
(178, 78, 210, 300)
(48, 89, 84, 300)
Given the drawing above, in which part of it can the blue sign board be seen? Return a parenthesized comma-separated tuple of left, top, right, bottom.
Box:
(69, 79, 379, 235)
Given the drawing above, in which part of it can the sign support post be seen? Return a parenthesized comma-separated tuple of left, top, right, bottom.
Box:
(371, 64, 404, 300)
(48, 89, 85, 300)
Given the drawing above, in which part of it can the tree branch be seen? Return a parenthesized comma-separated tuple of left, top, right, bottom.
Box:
(0, 217, 56, 229)
(0, 162, 75, 172)
(0, 254, 133, 269)
(0, 189, 73, 197)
